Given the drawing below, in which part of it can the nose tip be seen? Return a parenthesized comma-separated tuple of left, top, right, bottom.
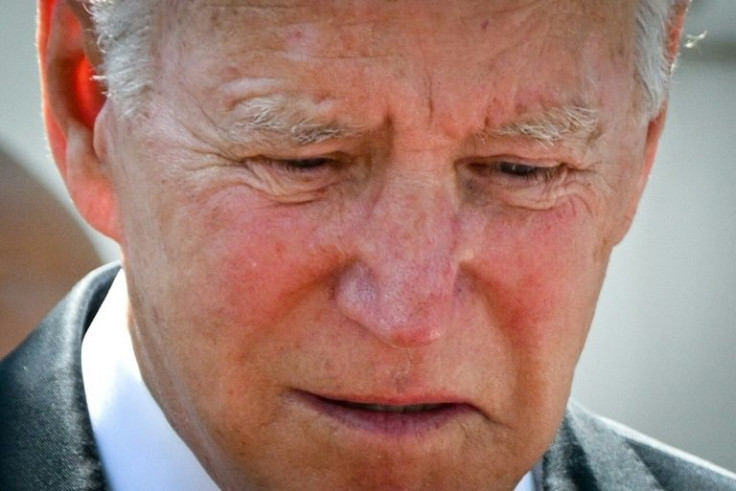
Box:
(335, 259, 456, 348)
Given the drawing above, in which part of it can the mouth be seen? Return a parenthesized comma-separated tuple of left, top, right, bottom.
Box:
(295, 391, 476, 437)
(336, 400, 449, 413)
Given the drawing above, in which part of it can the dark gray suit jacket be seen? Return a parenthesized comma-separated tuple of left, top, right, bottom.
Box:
(2, 265, 735, 490)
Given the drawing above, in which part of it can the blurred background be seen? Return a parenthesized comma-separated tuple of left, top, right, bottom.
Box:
(1, 0, 734, 472)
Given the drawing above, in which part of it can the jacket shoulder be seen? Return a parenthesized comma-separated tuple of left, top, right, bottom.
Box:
(598, 413, 736, 491)
(553, 402, 736, 491)
(0, 264, 119, 491)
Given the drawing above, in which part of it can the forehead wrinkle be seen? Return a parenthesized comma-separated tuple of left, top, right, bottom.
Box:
(220, 94, 365, 147)
(483, 105, 601, 146)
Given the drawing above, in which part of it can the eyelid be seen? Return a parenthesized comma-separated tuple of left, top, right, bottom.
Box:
(459, 154, 561, 169)
(458, 157, 571, 195)
(231, 153, 358, 203)
(484, 156, 559, 167)
(264, 157, 336, 173)
(247, 149, 352, 165)
(461, 157, 562, 177)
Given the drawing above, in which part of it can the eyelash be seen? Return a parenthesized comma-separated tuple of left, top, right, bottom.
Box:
(497, 162, 561, 182)
(277, 158, 334, 173)
(246, 156, 564, 190)
(469, 161, 563, 184)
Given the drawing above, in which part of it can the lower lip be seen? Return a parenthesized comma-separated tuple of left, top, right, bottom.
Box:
(294, 392, 476, 438)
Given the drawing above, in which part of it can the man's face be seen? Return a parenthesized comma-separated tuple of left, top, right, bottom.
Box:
(100, 0, 652, 488)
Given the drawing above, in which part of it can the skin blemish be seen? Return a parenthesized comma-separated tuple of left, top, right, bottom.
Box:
(481, 20, 489, 31)
(285, 26, 320, 56)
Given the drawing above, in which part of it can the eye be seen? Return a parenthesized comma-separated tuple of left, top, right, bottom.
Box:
(237, 154, 349, 197)
(278, 158, 333, 173)
(241, 155, 342, 181)
(498, 162, 543, 178)
(468, 160, 562, 183)
(226, 153, 353, 203)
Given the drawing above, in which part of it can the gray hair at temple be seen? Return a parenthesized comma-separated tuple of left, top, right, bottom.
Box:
(86, 0, 689, 119)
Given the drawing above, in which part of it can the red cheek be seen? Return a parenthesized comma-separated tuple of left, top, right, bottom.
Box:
(188, 200, 340, 330)
(477, 204, 599, 340)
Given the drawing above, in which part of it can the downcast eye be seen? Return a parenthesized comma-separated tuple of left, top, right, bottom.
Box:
(467, 161, 560, 181)
(279, 158, 333, 172)
(497, 162, 541, 178)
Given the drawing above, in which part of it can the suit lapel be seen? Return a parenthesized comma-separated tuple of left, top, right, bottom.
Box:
(542, 402, 664, 491)
(0, 264, 119, 491)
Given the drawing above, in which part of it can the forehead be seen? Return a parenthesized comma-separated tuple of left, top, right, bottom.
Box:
(163, 0, 632, 57)
(152, 0, 637, 142)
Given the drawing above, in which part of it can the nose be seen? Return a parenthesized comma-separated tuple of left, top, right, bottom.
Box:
(335, 172, 461, 348)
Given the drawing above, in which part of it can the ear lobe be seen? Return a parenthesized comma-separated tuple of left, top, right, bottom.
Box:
(635, 105, 668, 211)
(611, 106, 668, 246)
(67, 111, 121, 242)
(38, 0, 120, 241)
(642, 106, 667, 177)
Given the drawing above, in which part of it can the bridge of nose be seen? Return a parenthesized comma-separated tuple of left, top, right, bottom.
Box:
(334, 170, 466, 347)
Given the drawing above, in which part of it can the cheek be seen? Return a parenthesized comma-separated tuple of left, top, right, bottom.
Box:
(154, 188, 341, 335)
(473, 200, 609, 360)
(123, 186, 344, 429)
(479, 201, 612, 427)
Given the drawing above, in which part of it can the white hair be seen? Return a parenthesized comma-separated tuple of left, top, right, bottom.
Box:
(86, 0, 158, 116)
(87, 0, 687, 119)
(635, 0, 689, 117)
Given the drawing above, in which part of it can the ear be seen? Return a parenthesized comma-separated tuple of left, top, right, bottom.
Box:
(636, 0, 690, 188)
(637, 104, 668, 204)
(38, 0, 120, 241)
(613, 2, 689, 245)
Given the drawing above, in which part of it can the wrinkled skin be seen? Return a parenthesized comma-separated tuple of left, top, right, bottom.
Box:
(91, 0, 660, 489)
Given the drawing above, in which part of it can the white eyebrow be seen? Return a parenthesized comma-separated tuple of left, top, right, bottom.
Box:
(221, 96, 599, 148)
(221, 95, 364, 146)
(487, 105, 601, 145)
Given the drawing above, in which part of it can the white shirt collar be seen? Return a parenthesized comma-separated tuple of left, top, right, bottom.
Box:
(81, 270, 535, 491)
(81, 271, 219, 491)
